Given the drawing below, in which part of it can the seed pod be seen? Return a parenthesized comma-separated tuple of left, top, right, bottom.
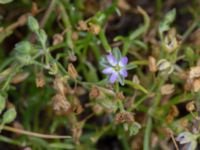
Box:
(77, 20, 88, 31)
(53, 33, 64, 45)
(192, 78, 200, 92)
(189, 66, 200, 79)
(88, 23, 100, 35)
(160, 84, 175, 95)
(148, 56, 157, 72)
(2, 108, 17, 124)
(186, 101, 195, 112)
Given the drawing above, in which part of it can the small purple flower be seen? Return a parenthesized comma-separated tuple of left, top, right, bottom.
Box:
(102, 52, 128, 85)
(176, 132, 198, 150)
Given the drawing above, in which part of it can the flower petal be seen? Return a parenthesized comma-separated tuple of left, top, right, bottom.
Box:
(119, 57, 128, 66)
(109, 73, 118, 83)
(119, 68, 128, 77)
(107, 53, 117, 66)
(102, 67, 115, 75)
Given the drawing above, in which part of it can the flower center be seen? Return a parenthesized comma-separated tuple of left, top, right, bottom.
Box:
(114, 64, 121, 72)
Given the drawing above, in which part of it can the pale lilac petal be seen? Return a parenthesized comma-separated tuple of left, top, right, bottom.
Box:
(102, 67, 115, 75)
(119, 69, 128, 77)
(107, 53, 117, 66)
(119, 57, 128, 66)
(109, 73, 118, 83)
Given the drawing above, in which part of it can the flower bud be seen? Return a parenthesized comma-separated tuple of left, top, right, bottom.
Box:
(157, 59, 173, 74)
(129, 122, 141, 136)
(16, 55, 33, 65)
(28, 16, 39, 32)
(157, 59, 171, 71)
(160, 84, 175, 95)
(38, 29, 47, 46)
(163, 29, 179, 53)
(2, 108, 17, 124)
(48, 61, 58, 75)
(15, 41, 32, 55)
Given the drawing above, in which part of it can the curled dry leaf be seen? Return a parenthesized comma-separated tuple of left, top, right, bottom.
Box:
(53, 77, 66, 95)
(72, 122, 83, 144)
(165, 114, 174, 124)
(165, 105, 179, 124)
(169, 105, 179, 117)
(31, 2, 39, 16)
(68, 63, 78, 80)
(180, 118, 188, 129)
(116, 92, 125, 100)
(160, 84, 175, 95)
(36, 72, 45, 88)
(68, 54, 77, 62)
(118, 0, 130, 10)
(89, 86, 100, 99)
(72, 32, 79, 41)
(71, 96, 83, 115)
(189, 66, 200, 79)
(11, 72, 29, 84)
(115, 112, 134, 124)
(52, 94, 71, 114)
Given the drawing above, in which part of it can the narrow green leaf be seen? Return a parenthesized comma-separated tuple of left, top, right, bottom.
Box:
(0, 0, 13, 4)
(125, 80, 148, 94)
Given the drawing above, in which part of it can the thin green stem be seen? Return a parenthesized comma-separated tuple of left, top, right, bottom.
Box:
(144, 117, 152, 150)
(99, 29, 111, 52)
(2, 125, 71, 139)
(182, 21, 198, 42)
